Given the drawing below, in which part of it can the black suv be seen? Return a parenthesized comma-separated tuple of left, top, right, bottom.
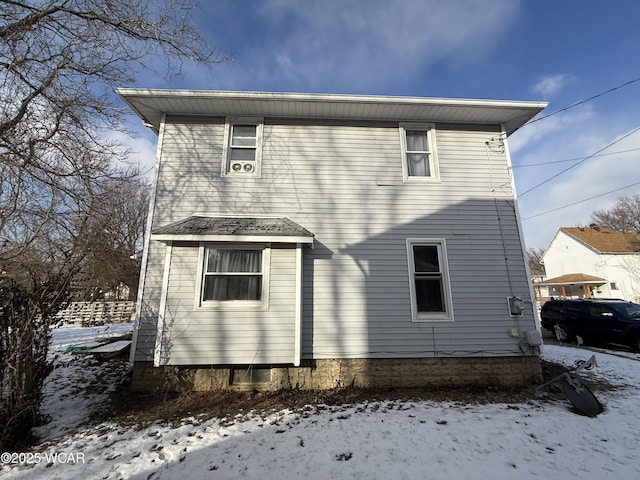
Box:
(541, 299, 640, 351)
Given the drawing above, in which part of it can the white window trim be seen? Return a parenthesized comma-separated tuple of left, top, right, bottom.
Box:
(399, 122, 440, 182)
(154, 243, 173, 366)
(221, 117, 264, 178)
(194, 243, 271, 310)
(406, 238, 454, 322)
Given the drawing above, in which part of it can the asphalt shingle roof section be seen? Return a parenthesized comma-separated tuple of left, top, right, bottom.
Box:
(152, 216, 314, 238)
(538, 273, 607, 285)
(562, 226, 640, 253)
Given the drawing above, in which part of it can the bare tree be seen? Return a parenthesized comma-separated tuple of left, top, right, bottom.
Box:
(0, 0, 225, 449)
(591, 193, 640, 233)
(75, 177, 151, 300)
(527, 247, 546, 278)
(592, 194, 640, 303)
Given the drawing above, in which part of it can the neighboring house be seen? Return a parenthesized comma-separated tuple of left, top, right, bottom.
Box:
(117, 89, 547, 391)
(538, 225, 640, 303)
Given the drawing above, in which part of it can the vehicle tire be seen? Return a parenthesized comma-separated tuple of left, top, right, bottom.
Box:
(554, 324, 573, 343)
(630, 336, 640, 353)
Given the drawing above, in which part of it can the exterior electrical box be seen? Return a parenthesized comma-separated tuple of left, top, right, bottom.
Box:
(525, 330, 543, 346)
(507, 296, 525, 316)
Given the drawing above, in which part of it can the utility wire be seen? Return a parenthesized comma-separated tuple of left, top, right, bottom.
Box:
(525, 75, 640, 126)
(519, 126, 640, 197)
(515, 75, 640, 223)
(522, 180, 640, 221)
(514, 147, 640, 168)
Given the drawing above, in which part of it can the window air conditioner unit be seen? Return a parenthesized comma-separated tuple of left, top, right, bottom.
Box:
(231, 162, 255, 173)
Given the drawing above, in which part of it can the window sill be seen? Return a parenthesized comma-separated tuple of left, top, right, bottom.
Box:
(197, 301, 268, 311)
(403, 176, 441, 183)
(412, 314, 454, 323)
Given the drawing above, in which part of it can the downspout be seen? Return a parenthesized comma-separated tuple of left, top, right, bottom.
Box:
(294, 243, 303, 366)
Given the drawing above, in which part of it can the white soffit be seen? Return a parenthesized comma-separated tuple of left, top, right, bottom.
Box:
(116, 88, 547, 135)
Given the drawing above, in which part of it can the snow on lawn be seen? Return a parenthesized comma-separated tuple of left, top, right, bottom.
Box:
(2, 326, 640, 480)
(31, 323, 133, 441)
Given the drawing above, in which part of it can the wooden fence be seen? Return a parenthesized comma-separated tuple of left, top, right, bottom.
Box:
(53, 301, 135, 326)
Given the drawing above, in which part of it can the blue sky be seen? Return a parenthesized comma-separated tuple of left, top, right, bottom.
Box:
(122, 0, 640, 250)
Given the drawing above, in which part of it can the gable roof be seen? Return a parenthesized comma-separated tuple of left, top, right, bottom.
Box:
(116, 89, 547, 136)
(151, 216, 314, 245)
(562, 226, 640, 254)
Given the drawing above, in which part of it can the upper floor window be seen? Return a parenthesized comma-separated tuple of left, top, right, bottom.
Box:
(222, 118, 263, 177)
(400, 123, 439, 182)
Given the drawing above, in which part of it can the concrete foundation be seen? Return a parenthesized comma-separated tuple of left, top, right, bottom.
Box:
(131, 356, 543, 392)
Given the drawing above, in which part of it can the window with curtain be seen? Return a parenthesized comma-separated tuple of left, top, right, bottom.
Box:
(400, 123, 439, 181)
(405, 130, 431, 176)
(202, 248, 263, 301)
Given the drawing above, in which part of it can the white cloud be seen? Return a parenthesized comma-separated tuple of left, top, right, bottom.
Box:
(531, 74, 574, 97)
(508, 105, 594, 155)
(514, 120, 640, 249)
(212, 0, 522, 92)
(106, 128, 158, 179)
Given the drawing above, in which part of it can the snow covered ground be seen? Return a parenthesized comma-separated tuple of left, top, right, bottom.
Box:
(2, 324, 640, 480)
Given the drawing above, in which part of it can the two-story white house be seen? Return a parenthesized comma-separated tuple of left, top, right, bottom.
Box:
(117, 89, 547, 391)
(538, 225, 640, 303)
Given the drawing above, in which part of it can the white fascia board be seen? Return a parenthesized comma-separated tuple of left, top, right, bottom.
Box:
(116, 87, 547, 109)
(116, 88, 548, 134)
(151, 233, 314, 246)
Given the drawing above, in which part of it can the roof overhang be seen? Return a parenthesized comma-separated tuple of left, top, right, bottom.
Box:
(116, 88, 547, 136)
(151, 216, 315, 247)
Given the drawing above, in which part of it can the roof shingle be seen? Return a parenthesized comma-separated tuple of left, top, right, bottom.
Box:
(562, 226, 640, 253)
(152, 216, 314, 238)
(537, 273, 607, 285)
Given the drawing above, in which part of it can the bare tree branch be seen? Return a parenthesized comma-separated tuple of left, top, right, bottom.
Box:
(0, 0, 226, 449)
(527, 247, 546, 277)
(591, 193, 640, 233)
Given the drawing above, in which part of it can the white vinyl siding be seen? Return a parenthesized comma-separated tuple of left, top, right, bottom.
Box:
(133, 117, 536, 364)
(155, 244, 296, 365)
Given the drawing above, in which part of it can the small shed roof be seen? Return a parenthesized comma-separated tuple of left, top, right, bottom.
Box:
(537, 273, 607, 286)
(152, 216, 314, 245)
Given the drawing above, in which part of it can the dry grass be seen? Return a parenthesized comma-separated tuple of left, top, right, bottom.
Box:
(96, 359, 620, 428)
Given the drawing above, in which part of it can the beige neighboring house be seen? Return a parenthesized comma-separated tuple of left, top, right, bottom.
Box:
(537, 225, 640, 303)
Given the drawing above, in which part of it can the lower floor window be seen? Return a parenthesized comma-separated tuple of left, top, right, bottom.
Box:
(406, 239, 453, 321)
(202, 248, 263, 302)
